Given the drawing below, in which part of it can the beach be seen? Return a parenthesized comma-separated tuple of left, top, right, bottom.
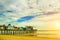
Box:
(0, 30, 60, 40)
(0, 35, 60, 40)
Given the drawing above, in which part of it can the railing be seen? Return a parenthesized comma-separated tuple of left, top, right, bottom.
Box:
(0, 30, 36, 35)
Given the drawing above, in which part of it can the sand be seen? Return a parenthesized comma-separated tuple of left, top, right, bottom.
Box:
(0, 35, 60, 40)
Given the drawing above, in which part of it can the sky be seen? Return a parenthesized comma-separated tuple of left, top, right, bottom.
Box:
(0, 0, 60, 30)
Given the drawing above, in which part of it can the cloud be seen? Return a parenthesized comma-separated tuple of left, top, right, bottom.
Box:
(0, 0, 60, 30)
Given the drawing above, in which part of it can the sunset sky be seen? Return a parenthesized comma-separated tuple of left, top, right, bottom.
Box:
(0, 0, 60, 30)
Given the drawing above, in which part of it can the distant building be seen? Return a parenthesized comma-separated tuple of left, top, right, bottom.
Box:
(7, 24, 14, 30)
(0, 25, 5, 30)
(18, 27, 25, 31)
(13, 26, 18, 30)
(25, 26, 33, 31)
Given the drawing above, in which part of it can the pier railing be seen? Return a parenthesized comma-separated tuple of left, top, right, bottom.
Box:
(0, 30, 36, 35)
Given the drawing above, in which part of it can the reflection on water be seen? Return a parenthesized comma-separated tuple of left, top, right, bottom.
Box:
(37, 30, 60, 38)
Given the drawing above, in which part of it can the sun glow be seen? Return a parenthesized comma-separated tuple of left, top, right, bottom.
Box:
(54, 20, 60, 30)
